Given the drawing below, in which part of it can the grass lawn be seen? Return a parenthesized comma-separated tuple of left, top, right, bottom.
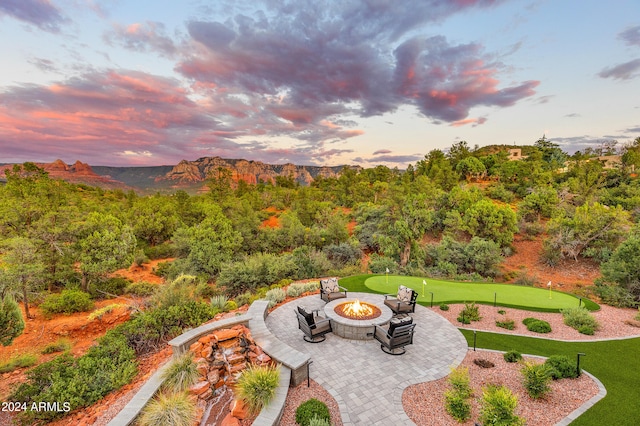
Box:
(341, 274, 598, 312)
(460, 330, 640, 426)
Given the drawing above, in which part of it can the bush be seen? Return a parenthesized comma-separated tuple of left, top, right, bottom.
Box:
(368, 253, 398, 274)
(496, 318, 516, 330)
(545, 355, 579, 379)
(439, 303, 449, 311)
(323, 242, 362, 267)
(89, 276, 130, 299)
(194, 282, 218, 300)
(521, 362, 552, 399)
(144, 242, 176, 260)
(40, 290, 94, 317)
(295, 398, 331, 426)
(447, 366, 472, 398)
(125, 281, 158, 297)
(235, 364, 280, 415)
(138, 391, 196, 426)
(308, 414, 331, 426)
(161, 352, 199, 393)
(41, 338, 72, 354)
(503, 350, 522, 363)
(134, 249, 149, 267)
(234, 291, 253, 307)
(217, 253, 297, 293)
(593, 283, 636, 308)
(210, 295, 229, 311)
(523, 317, 552, 333)
(479, 384, 524, 426)
(88, 303, 126, 321)
(445, 389, 471, 422)
(265, 288, 287, 308)
(0, 295, 25, 346)
(286, 282, 318, 298)
(0, 353, 38, 373)
(457, 302, 481, 324)
(561, 306, 600, 334)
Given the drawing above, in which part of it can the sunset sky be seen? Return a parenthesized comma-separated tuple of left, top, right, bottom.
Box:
(1, 0, 639, 167)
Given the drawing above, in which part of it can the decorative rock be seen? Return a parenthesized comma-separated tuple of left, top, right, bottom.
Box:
(198, 335, 212, 345)
(189, 341, 203, 353)
(199, 388, 213, 401)
(188, 380, 210, 396)
(230, 399, 248, 419)
(257, 353, 272, 364)
(220, 413, 241, 426)
(228, 362, 247, 375)
(226, 353, 245, 365)
(196, 362, 208, 376)
(213, 329, 241, 342)
(207, 369, 220, 384)
(201, 346, 213, 360)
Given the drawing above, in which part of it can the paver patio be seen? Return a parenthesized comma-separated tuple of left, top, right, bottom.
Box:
(266, 292, 468, 425)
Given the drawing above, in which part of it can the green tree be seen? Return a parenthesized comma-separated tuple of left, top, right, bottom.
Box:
(600, 231, 640, 297)
(0, 295, 25, 346)
(463, 199, 518, 247)
(129, 195, 180, 246)
(416, 150, 459, 190)
(456, 156, 486, 182)
(1, 237, 45, 319)
(518, 187, 559, 222)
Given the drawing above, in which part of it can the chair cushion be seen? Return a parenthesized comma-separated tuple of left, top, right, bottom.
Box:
(388, 316, 413, 336)
(397, 285, 412, 302)
(297, 306, 314, 326)
(322, 278, 340, 293)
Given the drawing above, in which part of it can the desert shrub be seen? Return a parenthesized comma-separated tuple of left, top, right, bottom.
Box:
(286, 282, 309, 298)
(161, 352, 199, 393)
(41, 338, 72, 354)
(323, 242, 362, 266)
(0, 295, 25, 346)
(308, 414, 331, 426)
(125, 281, 158, 297)
(593, 283, 636, 308)
(523, 317, 552, 333)
(154, 260, 174, 278)
(445, 389, 471, 422)
(225, 300, 238, 311)
(265, 288, 287, 308)
(40, 289, 94, 317)
(210, 295, 229, 311)
(134, 249, 150, 267)
(513, 271, 536, 286)
(439, 303, 449, 311)
(457, 302, 481, 324)
(561, 306, 600, 334)
(521, 362, 552, 399)
(479, 384, 524, 426)
(234, 291, 254, 308)
(295, 398, 331, 426)
(235, 364, 280, 415)
(448, 366, 472, 398)
(194, 282, 218, 300)
(88, 303, 126, 321)
(503, 350, 522, 363)
(88, 276, 131, 299)
(0, 353, 38, 373)
(144, 241, 176, 260)
(138, 391, 196, 426)
(496, 318, 516, 330)
(545, 354, 578, 380)
(218, 253, 297, 293)
(486, 184, 515, 203)
(368, 253, 398, 274)
(171, 274, 200, 288)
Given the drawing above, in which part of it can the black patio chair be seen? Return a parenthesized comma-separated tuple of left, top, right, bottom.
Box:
(383, 285, 418, 316)
(373, 317, 416, 355)
(320, 277, 348, 303)
(295, 306, 333, 343)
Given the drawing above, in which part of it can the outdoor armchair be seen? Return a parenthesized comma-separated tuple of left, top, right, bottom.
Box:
(295, 306, 333, 343)
(320, 277, 348, 303)
(383, 285, 418, 316)
(373, 316, 416, 355)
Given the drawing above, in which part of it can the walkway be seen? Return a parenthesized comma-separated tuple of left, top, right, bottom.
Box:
(265, 292, 468, 425)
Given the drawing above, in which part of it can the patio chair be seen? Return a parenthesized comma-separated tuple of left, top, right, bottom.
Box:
(320, 277, 348, 303)
(295, 306, 333, 343)
(374, 316, 416, 355)
(383, 285, 418, 316)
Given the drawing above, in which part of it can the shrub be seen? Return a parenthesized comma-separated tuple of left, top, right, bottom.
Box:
(125, 281, 158, 297)
(323, 242, 362, 266)
(234, 291, 254, 307)
(503, 350, 522, 363)
(41, 338, 72, 354)
(225, 300, 238, 311)
(445, 389, 471, 422)
(308, 414, 331, 426)
(161, 352, 199, 393)
(479, 384, 524, 426)
(521, 362, 552, 399)
(496, 319, 516, 330)
(210, 295, 229, 311)
(89, 276, 130, 299)
(561, 306, 600, 334)
(235, 364, 280, 415)
(0, 353, 38, 373)
(40, 290, 94, 317)
(265, 288, 286, 308)
(545, 355, 579, 379)
(295, 398, 331, 426)
(194, 282, 218, 300)
(439, 303, 449, 311)
(592, 283, 636, 308)
(144, 242, 176, 260)
(138, 391, 196, 426)
(286, 282, 316, 298)
(523, 317, 552, 333)
(457, 302, 481, 324)
(88, 303, 126, 321)
(448, 367, 472, 398)
(0, 295, 25, 346)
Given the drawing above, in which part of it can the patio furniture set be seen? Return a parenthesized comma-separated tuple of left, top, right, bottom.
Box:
(295, 278, 418, 355)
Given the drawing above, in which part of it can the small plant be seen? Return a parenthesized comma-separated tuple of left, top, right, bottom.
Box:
(448, 367, 472, 398)
(40, 289, 94, 317)
(474, 359, 495, 368)
(138, 391, 196, 426)
(125, 281, 158, 297)
(0, 295, 25, 346)
(503, 350, 522, 363)
(134, 249, 150, 267)
(88, 303, 125, 321)
(210, 295, 229, 311)
(41, 338, 72, 354)
(521, 362, 552, 399)
(265, 288, 287, 308)
(496, 319, 516, 330)
(479, 384, 524, 426)
(497, 309, 506, 315)
(561, 306, 600, 335)
(308, 414, 331, 426)
(545, 355, 579, 379)
(235, 364, 280, 415)
(0, 353, 38, 373)
(235, 291, 254, 307)
(445, 389, 471, 423)
(457, 302, 481, 324)
(523, 317, 552, 333)
(439, 303, 449, 311)
(161, 352, 200, 393)
(295, 398, 331, 426)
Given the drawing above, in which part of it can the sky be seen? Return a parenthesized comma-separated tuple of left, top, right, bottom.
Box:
(0, 0, 639, 168)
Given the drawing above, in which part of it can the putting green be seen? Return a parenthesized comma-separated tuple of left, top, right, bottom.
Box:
(365, 275, 595, 312)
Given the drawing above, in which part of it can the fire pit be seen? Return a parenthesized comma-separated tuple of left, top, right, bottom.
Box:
(324, 295, 392, 340)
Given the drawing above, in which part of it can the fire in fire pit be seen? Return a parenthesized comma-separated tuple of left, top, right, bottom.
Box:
(335, 300, 381, 320)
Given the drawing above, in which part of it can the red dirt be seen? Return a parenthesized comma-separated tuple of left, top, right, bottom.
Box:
(113, 258, 171, 284)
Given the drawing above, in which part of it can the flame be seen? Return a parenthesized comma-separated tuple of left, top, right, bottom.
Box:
(342, 300, 373, 319)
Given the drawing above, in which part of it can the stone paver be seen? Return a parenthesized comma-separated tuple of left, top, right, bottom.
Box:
(266, 293, 468, 425)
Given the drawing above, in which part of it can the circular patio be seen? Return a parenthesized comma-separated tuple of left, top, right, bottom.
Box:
(266, 292, 468, 425)
(324, 294, 393, 340)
